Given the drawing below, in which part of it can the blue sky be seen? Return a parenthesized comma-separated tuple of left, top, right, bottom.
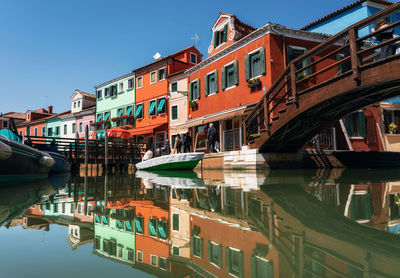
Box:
(0, 0, 387, 113)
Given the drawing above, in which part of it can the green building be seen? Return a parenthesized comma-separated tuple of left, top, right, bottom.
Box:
(94, 72, 135, 132)
(93, 207, 136, 264)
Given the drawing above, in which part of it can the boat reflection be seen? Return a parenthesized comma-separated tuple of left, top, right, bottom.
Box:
(5, 168, 400, 277)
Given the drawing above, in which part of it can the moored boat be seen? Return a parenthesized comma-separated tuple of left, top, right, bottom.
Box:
(0, 133, 55, 183)
(135, 170, 205, 188)
(135, 152, 204, 171)
(33, 144, 71, 173)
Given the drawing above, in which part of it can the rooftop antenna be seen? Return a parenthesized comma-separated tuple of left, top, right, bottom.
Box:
(191, 33, 200, 47)
(153, 52, 161, 60)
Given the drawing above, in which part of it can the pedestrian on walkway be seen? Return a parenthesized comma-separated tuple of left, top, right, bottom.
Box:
(207, 123, 218, 153)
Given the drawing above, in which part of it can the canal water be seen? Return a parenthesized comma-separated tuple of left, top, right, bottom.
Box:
(1, 168, 400, 278)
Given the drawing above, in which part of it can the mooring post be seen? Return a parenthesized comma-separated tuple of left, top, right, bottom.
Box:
(85, 125, 89, 170)
(105, 130, 109, 173)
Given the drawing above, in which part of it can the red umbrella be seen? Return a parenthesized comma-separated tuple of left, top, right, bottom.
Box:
(107, 127, 132, 139)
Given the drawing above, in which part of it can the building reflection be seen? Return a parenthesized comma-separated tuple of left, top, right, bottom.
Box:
(5, 168, 400, 277)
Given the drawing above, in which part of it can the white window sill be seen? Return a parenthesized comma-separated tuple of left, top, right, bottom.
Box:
(224, 85, 237, 91)
(349, 136, 365, 140)
(137, 86, 142, 89)
(249, 75, 263, 81)
(207, 92, 217, 97)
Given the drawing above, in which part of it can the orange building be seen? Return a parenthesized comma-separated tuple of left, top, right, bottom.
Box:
(132, 46, 201, 150)
(16, 106, 54, 138)
(183, 13, 330, 152)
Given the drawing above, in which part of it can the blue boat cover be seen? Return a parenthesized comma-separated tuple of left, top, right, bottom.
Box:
(0, 129, 21, 143)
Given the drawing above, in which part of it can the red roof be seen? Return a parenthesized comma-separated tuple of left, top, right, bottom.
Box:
(301, 0, 393, 30)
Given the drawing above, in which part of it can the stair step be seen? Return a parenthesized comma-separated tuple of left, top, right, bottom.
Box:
(286, 101, 296, 106)
(278, 109, 286, 114)
(272, 116, 279, 121)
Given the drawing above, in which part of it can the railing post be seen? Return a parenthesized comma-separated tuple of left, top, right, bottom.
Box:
(263, 96, 270, 135)
(290, 63, 298, 108)
(348, 28, 361, 85)
(242, 120, 247, 146)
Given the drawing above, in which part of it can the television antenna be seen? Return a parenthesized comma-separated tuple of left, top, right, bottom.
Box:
(191, 33, 200, 46)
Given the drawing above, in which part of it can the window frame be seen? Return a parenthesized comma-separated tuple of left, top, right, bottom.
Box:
(97, 89, 102, 99)
(157, 97, 167, 115)
(150, 254, 158, 267)
(137, 76, 143, 89)
(150, 71, 157, 84)
(189, 79, 200, 101)
(245, 47, 266, 81)
(135, 103, 144, 119)
(119, 82, 124, 93)
(158, 67, 167, 81)
(171, 105, 178, 121)
(42, 127, 46, 136)
(190, 52, 197, 64)
(205, 70, 218, 97)
(148, 99, 157, 117)
(171, 81, 178, 92)
(172, 213, 179, 231)
(223, 60, 238, 90)
(127, 78, 134, 89)
(137, 250, 143, 262)
(104, 87, 110, 97)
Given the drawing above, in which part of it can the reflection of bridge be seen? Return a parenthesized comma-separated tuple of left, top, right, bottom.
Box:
(244, 3, 400, 152)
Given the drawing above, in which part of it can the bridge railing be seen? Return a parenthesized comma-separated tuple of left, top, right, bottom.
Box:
(244, 2, 400, 144)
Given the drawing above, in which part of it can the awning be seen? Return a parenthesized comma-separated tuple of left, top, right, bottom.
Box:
(134, 104, 143, 118)
(96, 114, 102, 121)
(126, 106, 132, 115)
(177, 106, 247, 129)
(104, 112, 110, 121)
(117, 109, 123, 117)
(127, 123, 167, 136)
(134, 218, 143, 233)
(148, 101, 156, 114)
(157, 98, 166, 113)
(148, 220, 157, 236)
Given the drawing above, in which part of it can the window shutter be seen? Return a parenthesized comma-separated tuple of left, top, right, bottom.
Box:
(214, 31, 219, 48)
(226, 248, 231, 271)
(238, 251, 244, 278)
(214, 70, 218, 93)
(364, 193, 372, 219)
(208, 241, 212, 262)
(344, 115, 353, 136)
(158, 69, 161, 81)
(287, 46, 294, 64)
(245, 54, 250, 81)
(189, 82, 192, 101)
(223, 24, 228, 42)
(109, 86, 113, 96)
(250, 256, 256, 278)
(358, 111, 366, 137)
(233, 61, 239, 85)
(304, 56, 312, 76)
(199, 238, 203, 258)
(148, 101, 151, 115)
(217, 244, 222, 267)
(260, 47, 266, 76)
(196, 80, 200, 100)
(221, 66, 227, 90)
(205, 75, 209, 96)
(191, 236, 195, 255)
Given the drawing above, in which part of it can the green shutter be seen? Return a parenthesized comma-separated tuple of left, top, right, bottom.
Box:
(226, 248, 231, 271)
(196, 80, 200, 100)
(214, 70, 218, 93)
(251, 256, 256, 278)
(344, 115, 353, 136)
(205, 75, 209, 96)
(217, 244, 222, 267)
(260, 47, 266, 76)
(304, 56, 312, 76)
(191, 236, 195, 255)
(189, 82, 192, 101)
(214, 31, 219, 48)
(245, 54, 250, 81)
(364, 194, 372, 219)
(223, 24, 228, 42)
(233, 61, 239, 85)
(221, 66, 227, 90)
(238, 251, 244, 278)
(208, 241, 212, 262)
(158, 69, 161, 81)
(199, 238, 203, 258)
(358, 111, 366, 137)
(109, 86, 113, 96)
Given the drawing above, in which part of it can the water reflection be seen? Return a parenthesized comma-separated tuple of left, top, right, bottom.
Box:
(2, 169, 400, 277)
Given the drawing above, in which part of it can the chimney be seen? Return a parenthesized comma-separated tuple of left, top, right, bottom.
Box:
(48, 106, 53, 114)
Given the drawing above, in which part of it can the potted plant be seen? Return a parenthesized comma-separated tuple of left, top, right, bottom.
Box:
(189, 101, 198, 109)
(248, 78, 261, 88)
(389, 122, 397, 134)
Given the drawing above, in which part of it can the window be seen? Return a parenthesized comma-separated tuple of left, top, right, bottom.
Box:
(108, 240, 117, 256)
(78, 101, 80, 107)
(205, 71, 218, 96)
(158, 67, 167, 81)
(78, 204, 81, 214)
(62, 202, 65, 213)
(119, 82, 123, 92)
(95, 237, 101, 250)
(42, 127, 46, 136)
(287, 46, 311, 78)
(245, 47, 266, 81)
(148, 218, 157, 237)
(172, 213, 179, 231)
(251, 256, 274, 278)
(350, 193, 372, 221)
(171, 82, 178, 92)
(79, 123, 83, 133)
(19, 130, 22, 136)
(383, 109, 400, 134)
(127, 248, 134, 262)
(222, 61, 239, 90)
(105, 87, 110, 97)
(148, 100, 157, 117)
(26, 126, 30, 136)
(128, 78, 133, 89)
(137, 251, 143, 262)
(2, 121, 8, 128)
(344, 111, 366, 137)
(208, 242, 222, 268)
(189, 79, 200, 101)
(151, 255, 158, 267)
(63, 124, 67, 135)
(191, 236, 203, 258)
(213, 24, 228, 48)
(135, 104, 144, 119)
(27, 113, 30, 120)
(157, 98, 166, 114)
(137, 76, 143, 88)
(226, 247, 244, 277)
(172, 246, 180, 256)
(70, 203, 74, 213)
(190, 52, 197, 64)
(159, 257, 168, 270)
(97, 89, 102, 99)
(34, 128, 38, 137)
(134, 217, 144, 234)
(150, 71, 157, 84)
(55, 126, 60, 136)
(74, 102, 76, 108)
(118, 245, 123, 258)
(171, 105, 178, 121)
(72, 123, 76, 134)
(110, 85, 117, 97)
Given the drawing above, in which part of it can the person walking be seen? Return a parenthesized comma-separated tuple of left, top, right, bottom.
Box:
(207, 123, 218, 153)
(373, 18, 395, 59)
(183, 132, 192, 153)
(176, 134, 183, 153)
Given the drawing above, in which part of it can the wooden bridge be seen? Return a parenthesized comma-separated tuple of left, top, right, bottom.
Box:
(244, 3, 400, 152)
(25, 135, 142, 170)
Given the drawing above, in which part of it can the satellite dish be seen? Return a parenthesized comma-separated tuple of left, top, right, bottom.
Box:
(153, 52, 161, 60)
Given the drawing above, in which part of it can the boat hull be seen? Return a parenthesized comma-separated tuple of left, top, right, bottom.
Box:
(333, 150, 400, 168)
(135, 152, 204, 171)
(47, 151, 71, 173)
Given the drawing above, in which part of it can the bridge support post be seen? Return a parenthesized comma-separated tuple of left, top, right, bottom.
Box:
(349, 28, 361, 85)
(290, 63, 298, 108)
